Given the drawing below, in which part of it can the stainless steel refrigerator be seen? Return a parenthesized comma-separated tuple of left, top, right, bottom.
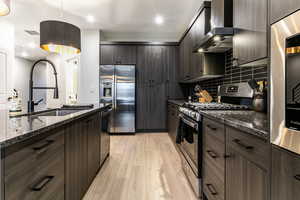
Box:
(100, 65, 136, 134)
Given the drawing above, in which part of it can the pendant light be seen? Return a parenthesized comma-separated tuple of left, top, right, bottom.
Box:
(0, 0, 10, 16)
(40, 0, 81, 55)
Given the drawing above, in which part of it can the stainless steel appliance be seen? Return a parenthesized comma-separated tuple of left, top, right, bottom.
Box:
(100, 65, 136, 134)
(177, 82, 253, 198)
(100, 105, 112, 166)
(270, 10, 300, 155)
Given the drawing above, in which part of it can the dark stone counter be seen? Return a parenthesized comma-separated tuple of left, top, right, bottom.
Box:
(168, 99, 186, 106)
(0, 104, 111, 148)
(200, 110, 269, 139)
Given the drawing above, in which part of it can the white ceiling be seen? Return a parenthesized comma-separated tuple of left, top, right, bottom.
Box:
(1, 0, 205, 60)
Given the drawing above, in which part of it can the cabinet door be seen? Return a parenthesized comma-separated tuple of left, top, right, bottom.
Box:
(270, 0, 300, 24)
(233, 0, 267, 65)
(179, 41, 185, 81)
(100, 45, 115, 65)
(86, 114, 101, 185)
(65, 122, 88, 200)
(226, 147, 269, 200)
(183, 34, 192, 80)
(114, 45, 137, 64)
(150, 83, 167, 130)
(271, 146, 300, 200)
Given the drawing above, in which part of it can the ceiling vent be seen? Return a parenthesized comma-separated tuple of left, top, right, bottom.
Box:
(25, 30, 40, 35)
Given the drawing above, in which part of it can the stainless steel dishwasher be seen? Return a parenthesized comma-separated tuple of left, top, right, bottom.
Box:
(100, 105, 112, 166)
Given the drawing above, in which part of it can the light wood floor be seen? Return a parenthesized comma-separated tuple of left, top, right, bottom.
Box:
(83, 133, 198, 200)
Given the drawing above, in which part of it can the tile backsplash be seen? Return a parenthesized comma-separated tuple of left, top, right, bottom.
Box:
(185, 50, 268, 99)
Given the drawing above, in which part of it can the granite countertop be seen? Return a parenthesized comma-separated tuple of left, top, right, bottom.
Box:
(0, 104, 111, 148)
(168, 99, 186, 106)
(200, 110, 269, 139)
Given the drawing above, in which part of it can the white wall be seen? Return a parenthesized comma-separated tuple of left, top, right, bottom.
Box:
(12, 57, 47, 110)
(78, 30, 100, 104)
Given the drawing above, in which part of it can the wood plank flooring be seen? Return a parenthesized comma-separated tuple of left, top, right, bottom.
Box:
(83, 133, 197, 200)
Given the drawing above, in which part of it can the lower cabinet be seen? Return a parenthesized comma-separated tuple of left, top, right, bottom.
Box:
(225, 127, 270, 200)
(167, 103, 179, 143)
(202, 117, 270, 200)
(65, 120, 89, 200)
(65, 113, 101, 200)
(4, 130, 65, 200)
(271, 145, 300, 200)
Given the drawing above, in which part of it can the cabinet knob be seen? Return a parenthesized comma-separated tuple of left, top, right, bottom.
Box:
(294, 175, 300, 181)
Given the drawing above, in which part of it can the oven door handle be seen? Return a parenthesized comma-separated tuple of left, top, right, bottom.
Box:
(180, 115, 198, 131)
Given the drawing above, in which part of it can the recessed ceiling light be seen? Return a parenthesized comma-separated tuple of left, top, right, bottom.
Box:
(21, 51, 28, 57)
(155, 15, 164, 25)
(86, 15, 95, 23)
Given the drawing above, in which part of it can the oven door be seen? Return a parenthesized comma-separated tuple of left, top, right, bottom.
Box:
(179, 115, 199, 174)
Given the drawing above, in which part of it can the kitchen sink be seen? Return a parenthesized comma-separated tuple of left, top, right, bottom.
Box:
(34, 109, 82, 117)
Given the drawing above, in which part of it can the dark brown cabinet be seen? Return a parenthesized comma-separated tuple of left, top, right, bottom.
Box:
(179, 3, 211, 82)
(65, 121, 88, 200)
(225, 127, 270, 200)
(137, 45, 180, 131)
(167, 103, 180, 143)
(203, 118, 225, 200)
(86, 114, 101, 185)
(100, 45, 137, 65)
(4, 130, 65, 200)
(270, 0, 300, 24)
(233, 0, 267, 65)
(271, 145, 300, 200)
(210, 0, 233, 29)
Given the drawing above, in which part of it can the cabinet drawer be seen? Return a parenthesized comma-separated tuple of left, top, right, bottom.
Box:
(203, 118, 225, 143)
(203, 163, 225, 200)
(226, 126, 269, 169)
(204, 132, 225, 178)
(5, 131, 65, 200)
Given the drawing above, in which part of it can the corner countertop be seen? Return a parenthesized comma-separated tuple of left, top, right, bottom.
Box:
(168, 99, 186, 106)
(0, 104, 111, 148)
(167, 100, 269, 139)
(200, 110, 269, 139)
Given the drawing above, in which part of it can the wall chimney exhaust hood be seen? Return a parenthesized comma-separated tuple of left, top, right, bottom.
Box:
(194, 0, 233, 53)
(194, 27, 234, 53)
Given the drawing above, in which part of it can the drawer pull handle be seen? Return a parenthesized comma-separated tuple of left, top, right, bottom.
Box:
(31, 176, 54, 191)
(206, 125, 217, 131)
(233, 139, 254, 150)
(207, 150, 218, 159)
(33, 140, 54, 151)
(294, 175, 300, 181)
(206, 184, 218, 195)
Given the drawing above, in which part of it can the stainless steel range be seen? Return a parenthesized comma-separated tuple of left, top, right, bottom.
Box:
(177, 82, 253, 199)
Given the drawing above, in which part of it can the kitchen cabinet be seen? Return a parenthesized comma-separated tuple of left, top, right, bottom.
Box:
(225, 126, 270, 200)
(137, 45, 180, 131)
(167, 103, 180, 143)
(179, 3, 211, 82)
(203, 118, 225, 200)
(271, 145, 300, 200)
(4, 130, 65, 200)
(233, 0, 267, 65)
(65, 121, 88, 200)
(270, 0, 300, 24)
(100, 45, 137, 65)
(86, 114, 101, 186)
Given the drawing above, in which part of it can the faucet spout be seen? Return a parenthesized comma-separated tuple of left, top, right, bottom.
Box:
(28, 59, 59, 112)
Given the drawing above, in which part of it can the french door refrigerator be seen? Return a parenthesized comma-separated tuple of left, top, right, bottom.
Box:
(100, 65, 136, 134)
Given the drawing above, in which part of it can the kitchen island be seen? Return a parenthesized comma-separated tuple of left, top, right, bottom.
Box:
(0, 104, 112, 200)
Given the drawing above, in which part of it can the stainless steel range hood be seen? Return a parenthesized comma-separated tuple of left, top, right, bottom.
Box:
(194, 27, 234, 53)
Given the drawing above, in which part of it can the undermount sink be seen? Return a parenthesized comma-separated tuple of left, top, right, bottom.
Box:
(35, 109, 82, 117)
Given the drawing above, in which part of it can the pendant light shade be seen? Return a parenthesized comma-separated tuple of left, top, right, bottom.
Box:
(0, 0, 10, 16)
(40, 20, 81, 55)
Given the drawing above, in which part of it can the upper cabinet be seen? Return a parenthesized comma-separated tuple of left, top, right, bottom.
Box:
(179, 2, 211, 82)
(270, 0, 300, 24)
(211, 0, 233, 28)
(100, 45, 137, 65)
(233, 0, 267, 66)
